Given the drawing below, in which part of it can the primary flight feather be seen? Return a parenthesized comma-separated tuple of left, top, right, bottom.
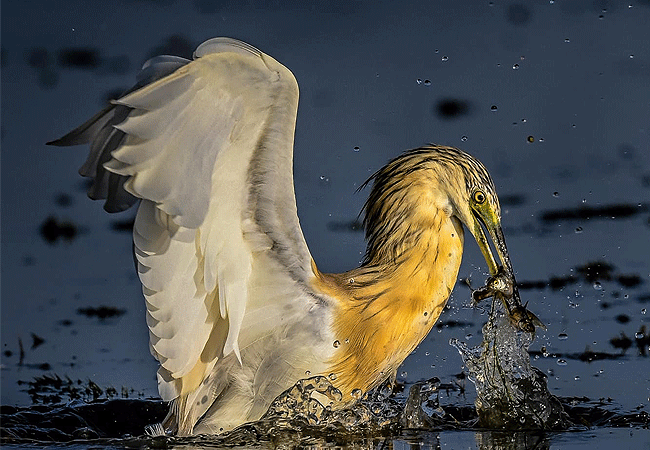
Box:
(49, 37, 529, 435)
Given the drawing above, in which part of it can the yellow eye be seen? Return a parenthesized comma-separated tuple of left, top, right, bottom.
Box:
(473, 190, 486, 204)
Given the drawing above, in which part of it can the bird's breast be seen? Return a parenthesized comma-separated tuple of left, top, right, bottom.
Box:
(312, 214, 465, 402)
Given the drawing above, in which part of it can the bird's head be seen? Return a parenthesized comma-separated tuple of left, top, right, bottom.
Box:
(362, 145, 512, 279)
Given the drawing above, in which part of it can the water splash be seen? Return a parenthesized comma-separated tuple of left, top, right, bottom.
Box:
(242, 375, 403, 435)
(451, 302, 569, 429)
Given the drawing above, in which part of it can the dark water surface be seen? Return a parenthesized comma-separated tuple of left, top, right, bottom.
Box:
(2, 0, 649, 448)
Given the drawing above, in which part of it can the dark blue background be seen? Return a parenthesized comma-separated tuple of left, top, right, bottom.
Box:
(2, 0, 649, 415)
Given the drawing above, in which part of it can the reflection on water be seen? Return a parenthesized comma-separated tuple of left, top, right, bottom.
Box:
(2, 377, 648, 449)
(452, 300, 568, 430)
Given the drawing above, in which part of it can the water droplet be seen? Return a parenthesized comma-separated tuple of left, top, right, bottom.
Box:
(558, 332, 568, 340)
(553, 191, 560, 197)
(629, 54, 634, 59)
(424, 79, 431, 86)
(490, 105, 498, 111)
(344, 338, 349, 344)
(642, 308, 646, 315)
(598, 14, 604, 19)
(425, 351, 430, 356)
(512, 63, 519, 70)
(593, 281, 602, 290)
(635, 331, 645, 339)
(400, 371, 408, 378)
(351, 388, 363, 399)
(564, 38, 570, 43)
(572, 124, 577, 128)
(441, 55, 448, 62)
(465, 333, 473, 339)
(305, 370, 311, 376)
(527, 135, 535, 143)
(461, 135, 468, 142)
(353, 146, 360, 152)
(575, 226, 583, 233)
(333, 340, 340, 348)
(557, 358, 567, 366)
(416, 78, 423, 85)
(328, 373, 337, 381)
(423, 311, 428, 316)
(538, 137, 544, 142)
(521, 118, 527, 123)
(574, 375, 580, 381)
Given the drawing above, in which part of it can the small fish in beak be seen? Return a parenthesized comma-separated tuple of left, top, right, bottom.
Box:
(472, 266, 545, 333)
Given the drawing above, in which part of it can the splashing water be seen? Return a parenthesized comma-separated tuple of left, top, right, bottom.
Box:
(451, 301, 569, 429)
(252, 375, 403, 433)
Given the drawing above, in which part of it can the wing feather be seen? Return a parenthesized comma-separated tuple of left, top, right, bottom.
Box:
(50, 38, 319, 407)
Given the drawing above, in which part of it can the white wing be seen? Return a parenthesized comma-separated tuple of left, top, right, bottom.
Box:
(49, 38, 321, 405)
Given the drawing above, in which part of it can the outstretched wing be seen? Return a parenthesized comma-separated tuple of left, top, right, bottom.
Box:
(49, 38, 318, 404)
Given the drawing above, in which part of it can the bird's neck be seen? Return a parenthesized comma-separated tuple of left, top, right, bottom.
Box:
(312, 208, 465, 400)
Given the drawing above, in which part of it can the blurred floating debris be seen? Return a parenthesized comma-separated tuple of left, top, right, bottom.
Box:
(506, 3, 532, 26)
(23, 363, 51, 371)
(434, 98, 471, 120)
(39, 216, 78, 244)
(53, 193, 73, 208)
(26, 47, 58, 89)
(435, 319, 474, 329)
(110, 218, 135, 233)
(617, 274, 642, 288)
(575, 260, 615, 283)
(326, 219, 363, 232)
(518, 260, 643, 293)
(609, 333, 633, 353)
(27, 47, 51, 69)
(614, 314, 630, 324)
(57, 48, 100, 69)
(540, 203, 648, 223)
(548, 275, 577, 290)
(499, 194, 526, 207)
(76, 306, 126, 320)
(30, 333, 45, 350)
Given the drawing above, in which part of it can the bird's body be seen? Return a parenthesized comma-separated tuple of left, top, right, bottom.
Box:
(50, 38, 528, 436)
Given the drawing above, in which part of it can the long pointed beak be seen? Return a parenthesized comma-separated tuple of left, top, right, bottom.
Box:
(471, 211, 508, 277)
(471, 211, 544, 332)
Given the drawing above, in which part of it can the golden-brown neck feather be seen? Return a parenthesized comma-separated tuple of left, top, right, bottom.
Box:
(312, 183, 465, 401)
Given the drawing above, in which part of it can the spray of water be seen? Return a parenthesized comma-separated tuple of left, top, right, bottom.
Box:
(451, 301, 569, 429)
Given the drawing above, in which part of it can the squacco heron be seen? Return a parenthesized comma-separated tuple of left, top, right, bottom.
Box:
(49, 37, 532, 435)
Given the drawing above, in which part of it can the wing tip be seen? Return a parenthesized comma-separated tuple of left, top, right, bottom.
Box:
(193, 37, 262, 60)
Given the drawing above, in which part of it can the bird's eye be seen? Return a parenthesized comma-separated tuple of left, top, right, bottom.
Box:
(473, 190, 486, 204)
